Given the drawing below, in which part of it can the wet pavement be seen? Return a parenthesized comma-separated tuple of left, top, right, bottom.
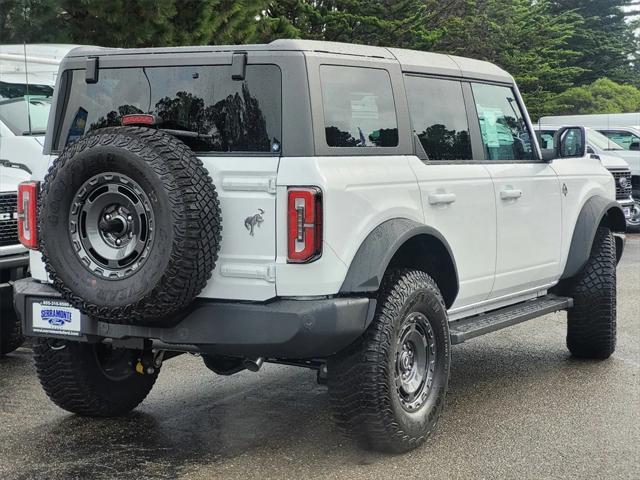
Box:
(1, 236, 639, 480)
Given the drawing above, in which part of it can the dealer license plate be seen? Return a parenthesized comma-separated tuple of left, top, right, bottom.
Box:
(32, 300, 82, 336)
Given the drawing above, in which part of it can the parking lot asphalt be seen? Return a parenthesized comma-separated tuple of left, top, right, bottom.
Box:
(1, 236, 638, 480)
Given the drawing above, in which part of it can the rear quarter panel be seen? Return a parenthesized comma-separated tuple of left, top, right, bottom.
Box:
(275, 155, 422, 296)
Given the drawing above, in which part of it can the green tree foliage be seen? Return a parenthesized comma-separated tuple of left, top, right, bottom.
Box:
(430, 0, 584, 119)
(2, 0, 640, 118)
(546, 78, 640, 115)
(0, 0, 67, 43)
(60, 0, 176, 47)
(257, 0, 445, 48)
(1, 0, 268, 47)
(549, 0, 640, 86)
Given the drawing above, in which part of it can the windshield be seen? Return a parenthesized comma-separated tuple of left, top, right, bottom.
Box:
(585, 127, 623, 151)
(0, 81, 54, 135)
(0, 96, 52, 135)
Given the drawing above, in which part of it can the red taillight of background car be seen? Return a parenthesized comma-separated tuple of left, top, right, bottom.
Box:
(17, 181, 40, 250)
(287, 187, 322, 263)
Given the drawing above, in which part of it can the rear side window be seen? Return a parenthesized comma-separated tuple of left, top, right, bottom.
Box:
(471, 83, 535, 161)
(320, 65, 398, 148)
(404, 76, 472, 160)
(56, 65, 282, 153)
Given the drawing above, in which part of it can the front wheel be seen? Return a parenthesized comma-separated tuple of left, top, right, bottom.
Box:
(33, 339, 158, 416)
(328, 269, 450, 453)
(566, 227, 617, 359)
(626, 192, 640, 233)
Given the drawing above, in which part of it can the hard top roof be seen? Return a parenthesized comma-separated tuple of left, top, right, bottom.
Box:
(64, 39, 513, 84)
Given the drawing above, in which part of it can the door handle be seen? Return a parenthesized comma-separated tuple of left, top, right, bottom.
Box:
(500, 189, 523, 200)
(428, 192, 456, 205)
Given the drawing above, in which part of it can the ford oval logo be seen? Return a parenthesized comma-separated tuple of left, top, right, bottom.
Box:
(618, 176, 629, 188)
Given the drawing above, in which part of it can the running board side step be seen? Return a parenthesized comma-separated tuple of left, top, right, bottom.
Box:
(449, 294, 573, 345)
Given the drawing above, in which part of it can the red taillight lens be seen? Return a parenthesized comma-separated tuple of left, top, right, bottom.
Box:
(17, 181, 39, 250)
(287, 187, 322, 263)
(121, 114, 155, 126)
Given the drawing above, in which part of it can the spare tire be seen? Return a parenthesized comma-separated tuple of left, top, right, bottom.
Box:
(39, 127, 221, 326)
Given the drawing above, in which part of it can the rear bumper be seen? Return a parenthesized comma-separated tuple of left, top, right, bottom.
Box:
(13, 278, 376, 359)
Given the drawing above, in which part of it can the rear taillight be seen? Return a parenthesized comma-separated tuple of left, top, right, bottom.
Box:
(17, 181, 40, 250)
(287, 187, 322, 263)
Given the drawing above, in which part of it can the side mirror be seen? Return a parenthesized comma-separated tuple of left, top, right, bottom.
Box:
(543, 126, 586, 160)
(629, 141, 640, 151)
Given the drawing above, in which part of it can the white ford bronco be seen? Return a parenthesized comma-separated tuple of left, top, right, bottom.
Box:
(13, 40, 626, 453)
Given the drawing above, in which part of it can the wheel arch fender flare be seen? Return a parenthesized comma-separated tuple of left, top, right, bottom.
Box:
(561, 195, 626, 280)
(339, 218, 459, 308)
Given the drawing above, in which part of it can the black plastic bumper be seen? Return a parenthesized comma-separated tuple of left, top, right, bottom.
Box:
(13, 278, 376, 359)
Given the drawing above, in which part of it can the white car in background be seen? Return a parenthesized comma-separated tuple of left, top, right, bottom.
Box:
(540, 113, 640, 232)
(0, 44, 80, 354)
(536, 126, 636, 227)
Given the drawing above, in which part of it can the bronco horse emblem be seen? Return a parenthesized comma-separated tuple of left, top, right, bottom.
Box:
(244, 209, 265, 236)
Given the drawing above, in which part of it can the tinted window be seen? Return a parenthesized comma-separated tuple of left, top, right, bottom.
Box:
(320, 65, 398, 148)
(404, 76, 472, 160)
(472, 83, 534, 161)
(598, 130, 640, 150)
(57, 65, 282, 153)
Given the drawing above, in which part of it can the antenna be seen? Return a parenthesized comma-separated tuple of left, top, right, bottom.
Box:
(23, 42, 32, 135)
(22, 3, 32, 135)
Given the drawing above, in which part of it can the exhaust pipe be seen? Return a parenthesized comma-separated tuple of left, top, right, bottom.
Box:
(243, 357, 264, 372)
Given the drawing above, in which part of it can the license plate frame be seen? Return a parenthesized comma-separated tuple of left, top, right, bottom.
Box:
(31, 299, 82, 337)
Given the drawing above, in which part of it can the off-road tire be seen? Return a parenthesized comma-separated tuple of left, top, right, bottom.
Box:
(627, 190, 640, 234)
(39, 127, 221, 326)
(327, 269, 450, 453)
(33, 339, 158, 416)
(0, 296, 23, 355)
(566, 227, 617, 359)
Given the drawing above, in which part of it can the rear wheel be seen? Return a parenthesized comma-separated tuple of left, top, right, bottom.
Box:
(328, 269, 450, 453)
(33, 339, 158, 416)
(566, 227, 617, 359)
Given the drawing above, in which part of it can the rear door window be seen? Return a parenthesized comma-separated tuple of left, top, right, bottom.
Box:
(57, 65, 282, 153)
(404, 76, 472, 160)
(471, 83, 535, 161)
(320, 65, 398, 148)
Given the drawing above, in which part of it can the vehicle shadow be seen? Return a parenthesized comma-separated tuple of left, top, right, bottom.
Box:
(1, 318, 628, 479)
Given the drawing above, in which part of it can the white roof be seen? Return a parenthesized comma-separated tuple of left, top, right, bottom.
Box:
(0, 44, 83, 86)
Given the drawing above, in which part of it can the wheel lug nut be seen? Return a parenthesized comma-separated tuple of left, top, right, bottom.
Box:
(115, 239, 122, 246)
(105, 214, 111, 220)
(127, 215, 133, 221)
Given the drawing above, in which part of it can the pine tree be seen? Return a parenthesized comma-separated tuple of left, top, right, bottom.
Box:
(430, 0, 584, 119)
(549, 0, 640, 86)
(0, 0, 67, 43)
(171, 0, 268, 46)
(60, 0, 176, 48)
